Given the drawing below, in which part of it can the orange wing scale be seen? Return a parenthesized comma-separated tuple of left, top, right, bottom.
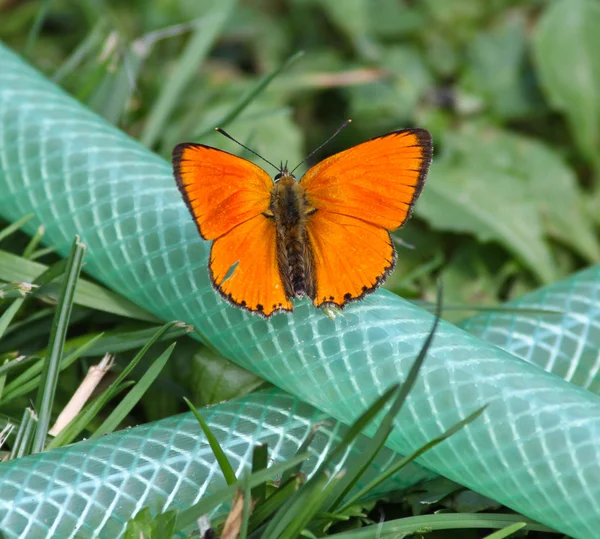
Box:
(302, 129, 432, 308)
(173, 143, 273, 240)
(173, 143, 291, 316)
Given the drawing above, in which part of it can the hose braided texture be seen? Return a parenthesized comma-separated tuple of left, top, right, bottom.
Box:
(1, 43, 600, 538)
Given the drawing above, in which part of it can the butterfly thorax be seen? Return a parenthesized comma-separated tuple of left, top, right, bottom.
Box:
(266, 173, 317, 301)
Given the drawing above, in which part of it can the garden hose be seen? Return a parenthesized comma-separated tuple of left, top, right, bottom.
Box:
(1, 43, 600, 539)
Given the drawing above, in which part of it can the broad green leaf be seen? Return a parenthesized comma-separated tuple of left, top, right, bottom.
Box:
(461, 13, 539, 119)
(318, 0, 378, 59)
(444, 126, 600, 262)
(533, 0, 600, 169)
(191, 346, 264, 406)
(417, 161, 556, 283)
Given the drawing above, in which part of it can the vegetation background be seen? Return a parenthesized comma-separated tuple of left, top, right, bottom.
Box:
(1, 0, 599, 536)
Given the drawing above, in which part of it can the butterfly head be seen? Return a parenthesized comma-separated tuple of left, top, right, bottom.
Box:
(274, 161, 295, 183)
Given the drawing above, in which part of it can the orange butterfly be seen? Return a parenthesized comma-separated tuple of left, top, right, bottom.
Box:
(172, 127, 432, 318)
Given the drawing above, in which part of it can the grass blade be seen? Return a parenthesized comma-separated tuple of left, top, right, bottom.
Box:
(483, 522, 527, 539)
(184, 396, 237, 485)
(79, 323, 191, 357)
(0, 333, 104, 405)
(141, 0, 237, 148)
(22, 225, 44, 259)
(24, 0, 52, 57)
(323, 513, 553, 538)
(251, 443, 269, 504)
(326, 288, 444, 512)
(32, 236, 85, 453)
(0, 249, 160, 322)
(9, 408, 37, 460)
(336, 405, 487, 514)
(173, 452, 310, 533)
(93, 342, 176, 437)
(248, 474, 304, 533)
(195, 50, 305, 139)
(280, 421, 328, 486)
(0, 214, 33, 243)
(0, 299, 25, 340)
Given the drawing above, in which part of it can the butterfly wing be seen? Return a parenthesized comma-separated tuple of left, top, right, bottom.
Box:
(301, 129, 432, 308)
(173, 143, 292, 316)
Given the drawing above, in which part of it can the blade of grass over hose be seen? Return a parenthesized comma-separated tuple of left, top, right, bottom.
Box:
(337, 405, 487, 514)
(79, 324, 191, 357)
(32, 236, 85, 454)
(93, 342, 176, 437)
(327, 294, 444, 512)
(280, 421, 328, 486)
(141, 0, 237, 148)
(185, 396, 237, 485)
(174, 452, 310, 533)
(0, 249, 160, 322)
(195, 50, 305, 139)
(261, 385, 399, 534)
(0, 214, 33, 243)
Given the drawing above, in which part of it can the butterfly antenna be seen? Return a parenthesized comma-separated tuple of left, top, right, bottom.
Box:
(290, 119, 352, 175)
(215, 128, 280, 173)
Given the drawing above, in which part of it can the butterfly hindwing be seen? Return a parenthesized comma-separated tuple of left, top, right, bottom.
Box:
(306, 211, 395, 308)
(173, 143, 291, 316)
(302, 128, 432, 308)
(210, 214, 293, 316)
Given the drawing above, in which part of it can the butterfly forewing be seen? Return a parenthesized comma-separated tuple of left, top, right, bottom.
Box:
(173, 143, 273, 240)
(173, 143, 292, 316)
(301, 129, 432, 230)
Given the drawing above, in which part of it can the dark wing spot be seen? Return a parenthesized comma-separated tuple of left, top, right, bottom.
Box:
(240, 300, 247, 307)
(256, 304, 264, 312)
(344, 293, 352, 301)
(273, 304, 277, 309)
(329, 295, 334, 301)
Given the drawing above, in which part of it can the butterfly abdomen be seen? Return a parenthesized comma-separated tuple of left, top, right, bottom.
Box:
(269, 175, 317, 301)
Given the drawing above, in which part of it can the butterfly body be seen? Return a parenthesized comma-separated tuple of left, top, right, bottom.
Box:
(173, 128, 432, 318)
(267, 172, 317, 301)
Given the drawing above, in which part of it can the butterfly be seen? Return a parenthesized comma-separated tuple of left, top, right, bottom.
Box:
(172, 127, 432, 318)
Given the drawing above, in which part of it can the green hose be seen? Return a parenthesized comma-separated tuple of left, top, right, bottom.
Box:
(1, 42, 600, 539)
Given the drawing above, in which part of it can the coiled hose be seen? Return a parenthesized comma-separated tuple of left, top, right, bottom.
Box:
(0, 43, 599, 539)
